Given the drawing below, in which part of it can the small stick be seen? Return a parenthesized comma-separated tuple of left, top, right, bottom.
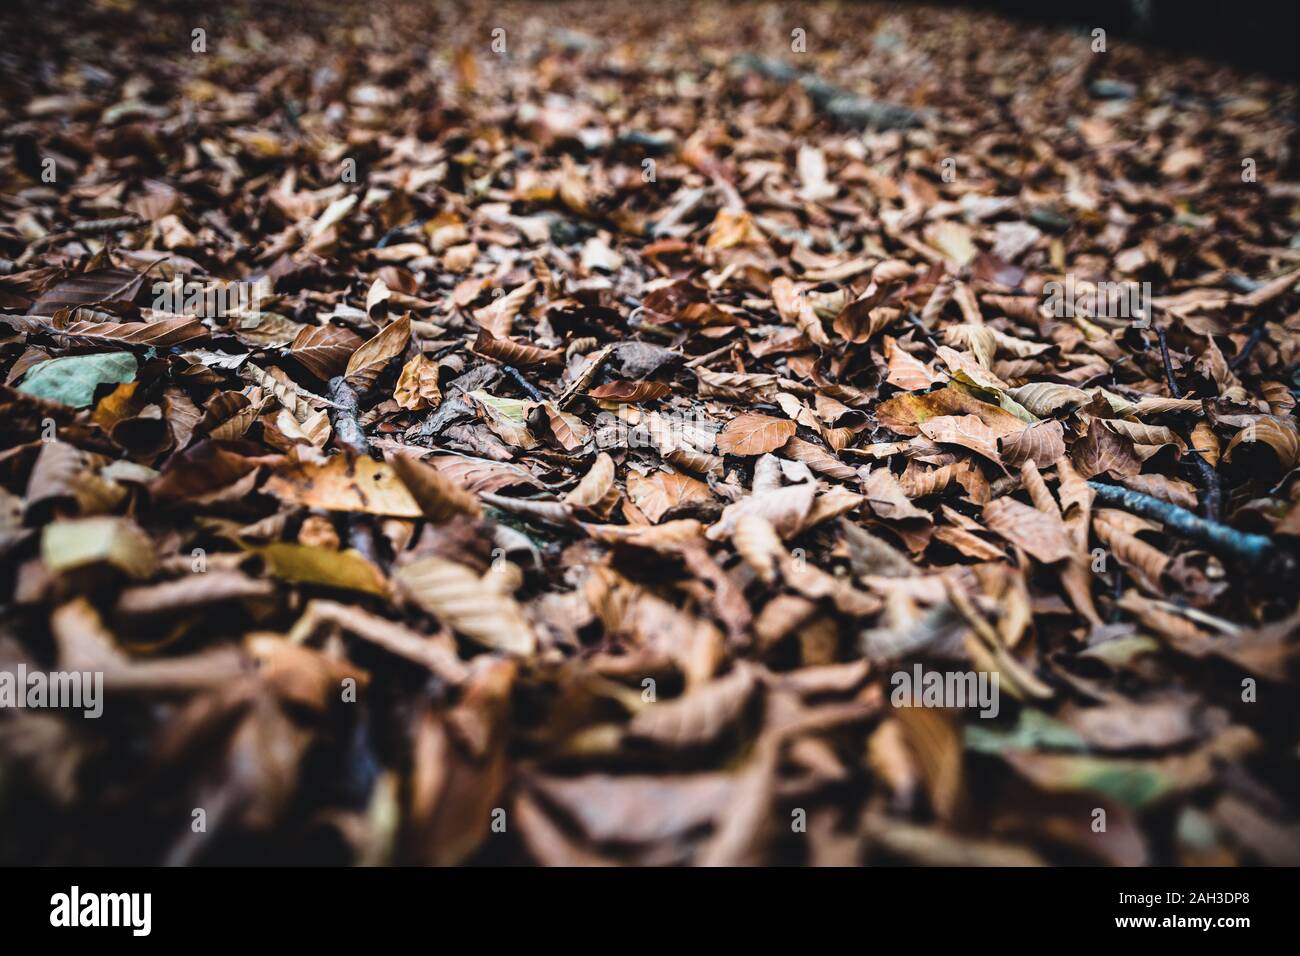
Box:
(1187, 450, 1221, 522)
(1087, 481, 1280, 570)
(627, 307, 676, 342)
(1155, 326, 1182, 399)
(22, 216, 148, 256)
(685, 341, 735, 368)
(1154, 324, 1220, 520)
(1228, 319, 1269, 371)
(328, 375, 369, 456)
(71, 215, 145, 235)
(906, 311, 939, 348)
(325, 376, 383, 567)
(503, 365, 544, 401)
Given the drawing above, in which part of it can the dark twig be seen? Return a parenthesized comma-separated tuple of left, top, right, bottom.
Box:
(1087, 481, 1279, 570)
(1155, 324, 1220, 520)
(1154, 326, 1182, 399)
(503, 365, 545, 401)
(23, 216, 147, 255)
(346, 514, 382, 566)
(328, 375, 369, 456)
(1187, 450, 1221, 522)
(731, 55, 928, 130)
(906, 311, 940, 348)
(1228, 319, 1269, 371)
(72, 215, 146, 235)
(325, 375, 384, 567)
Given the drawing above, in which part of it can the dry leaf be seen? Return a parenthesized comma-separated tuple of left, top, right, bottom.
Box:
(716, 413, 797, 456)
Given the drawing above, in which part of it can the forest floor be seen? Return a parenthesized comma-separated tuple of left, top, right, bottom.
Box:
(1, 0, 1299, 865)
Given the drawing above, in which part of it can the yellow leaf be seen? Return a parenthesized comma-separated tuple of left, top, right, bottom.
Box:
(258, 543, 387, 595)
(42, 516, 156, 579)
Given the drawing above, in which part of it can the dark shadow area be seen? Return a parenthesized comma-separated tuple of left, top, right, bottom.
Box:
(945, 0, 1300, 80)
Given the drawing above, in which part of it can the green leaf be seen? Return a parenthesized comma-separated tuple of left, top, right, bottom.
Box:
(1002, 751, 1176, 809)
(469, 389, 532, 422)
(17, 352, 138, 408)
(965, 709, 1088, 754)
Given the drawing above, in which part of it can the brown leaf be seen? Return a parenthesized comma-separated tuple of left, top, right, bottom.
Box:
(883, 335, 940, 390)
(393, 353, 443, 411)
(1071, 418, 1142, 478)
(626, 469, 714, 523)
(779, 436, 857, 481)
(1000, 419, 1066, 468)
(863, 467, 932, 522)
(397, 556, 536, 655)
(587, 380, 671, 402)
(23, 314, 209, 348)
(564, 452, 620, 517)
(473, 328, 564, 367)
(626, 663, 757, 747)
(529, 772, 736, 845)
(982, 496, 1072, 563)
(878, 385, 1025, 438)
(388, 452, 482, 521)
(716, 413, 797, 456)
(472, 280, 537, 337)
(345, 314, 411, 389)
(918, 415, 1005, 465)
(1223, 416, 1300, 471)
(1005, 382, 1089, 417)
(291, 323, 363, 380)
(29, 268, 145, 315)
(707, 482, 818, 541)
(264, 454, 422, 517)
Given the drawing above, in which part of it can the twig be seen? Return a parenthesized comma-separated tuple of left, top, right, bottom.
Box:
(906, 311, 939, 348)
(1087, 481, 1280, 569)
(1228, 319, 1269, 371)
(71, 215, 145, 235)
(1187, 450, 1221, 522)
(1154, 326, 1181, 398)
(503, 365, 545, 401)
(325, 375, 384, 567)
(731, 55, 928, 130)
(626, 308, 676, 342)
(22, 215, 148, 257)
(1154, 324, 1220, 520)
(328, 375, 369, 456)
(685, 341, 736, 368)
(346, 514, 382, 567)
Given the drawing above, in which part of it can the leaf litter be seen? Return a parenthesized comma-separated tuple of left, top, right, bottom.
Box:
(0, 0, 1299, 866)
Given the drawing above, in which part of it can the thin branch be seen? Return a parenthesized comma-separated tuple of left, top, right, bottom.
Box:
(1187, 449, 1222, 522)
(1087, 481, 1281, 570)
(1154, 324, 1220, 520)
(685, 341, 736, 368)
(1154, 326, 1182, 398)
(328, 375, 369, 456)
(502, 365, 545, 401)
(1228, 319, 1269, 371)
